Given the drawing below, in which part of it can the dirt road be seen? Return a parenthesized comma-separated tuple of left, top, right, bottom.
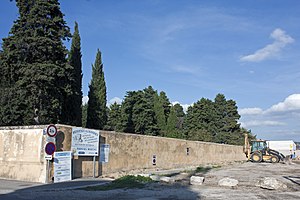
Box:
(1, 161, 300, 199)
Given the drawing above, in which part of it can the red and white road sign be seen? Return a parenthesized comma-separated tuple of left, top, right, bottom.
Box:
(46, 124, 57, 137)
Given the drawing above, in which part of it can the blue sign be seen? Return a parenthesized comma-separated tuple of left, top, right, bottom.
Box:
(45, 142, 56, 155)
(54, 151, 72, 183)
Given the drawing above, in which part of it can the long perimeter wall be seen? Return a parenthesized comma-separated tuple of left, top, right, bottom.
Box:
(100, 131, 246, 176)
(0, 125, 246, 182)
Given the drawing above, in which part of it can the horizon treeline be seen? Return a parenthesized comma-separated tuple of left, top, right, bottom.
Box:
(87, 87, 255, 145)
(0, 0, 254, 145)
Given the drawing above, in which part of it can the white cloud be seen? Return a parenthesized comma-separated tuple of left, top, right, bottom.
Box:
(266, 94, 300, 113)
(83, 96, 123, 106)
(239, 107, 263, 115)
(172, 65, 198, 74)
(108, 97, 122, 106)
(241, 120, 286, 128)
(82, 96, 89, 105)
(240, 28, 294, 62)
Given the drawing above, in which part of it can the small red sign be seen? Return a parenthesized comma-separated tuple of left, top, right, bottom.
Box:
(46, 124, 57, 137)
(45, 142, 56, 155)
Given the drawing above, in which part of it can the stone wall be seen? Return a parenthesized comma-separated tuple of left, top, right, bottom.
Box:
(0, 125, 246, 182)
(99, 131, 246, 176)
(0, 126, 47, 183)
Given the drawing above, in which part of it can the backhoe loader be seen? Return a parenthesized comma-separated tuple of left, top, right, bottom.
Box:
(243, 134, 285, 163)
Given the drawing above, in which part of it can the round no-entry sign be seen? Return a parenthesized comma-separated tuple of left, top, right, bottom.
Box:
(46, 124, 57, 137)
(45, 142, 56, 155)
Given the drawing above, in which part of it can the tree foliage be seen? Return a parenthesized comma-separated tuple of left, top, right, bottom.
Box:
(61, 21, 83, 126)
(183, 93, 251, 145)
(105, 102, 121, 131)
(0, 1, 254, 145)
(86, 49, 107, 129)
(0, 0, 71, 125)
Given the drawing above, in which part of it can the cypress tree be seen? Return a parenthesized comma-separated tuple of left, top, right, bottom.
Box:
(82, 103, 88, 128)
(61, 22, 83, 126)
(166, 106, 181, 138)
(86, 49, 107, 129)
(0, 0, 71, 125)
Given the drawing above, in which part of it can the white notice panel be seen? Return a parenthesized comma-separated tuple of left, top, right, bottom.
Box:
(100, 144, 110, 163)
(54, 151, 72, 183)
(71, 128, 99, 156)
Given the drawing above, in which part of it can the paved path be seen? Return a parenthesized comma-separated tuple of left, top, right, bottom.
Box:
(0, 178, 111, 200)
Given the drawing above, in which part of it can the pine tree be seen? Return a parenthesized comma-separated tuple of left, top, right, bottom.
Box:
(116, 91, 137, 133)
(214, 94, 241, 144)
(173, 103, 185, 118)
(183, 98, 215, 142)
(0, 0, 71, 125)
(117, 87, 159, 135)
(86, 49, 107, 129)
(159, 91, 171, 120)
(61, 22, 83, 126)
(153, 93, 166, 135)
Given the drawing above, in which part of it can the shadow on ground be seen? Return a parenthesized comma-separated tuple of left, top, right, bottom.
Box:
(0, 178, 201, 200)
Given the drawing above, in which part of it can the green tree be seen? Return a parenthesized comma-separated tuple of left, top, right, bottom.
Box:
(81, 103, 88, 128)
(166, 105, 184, 139)
(105, 102, 121, 131)
(132, 87, 158, 135)
(159, 91, 171, 120)
(117, 87, 159, 135)
(61, 22, 83, 126)
(0, 0, 71, 125)
(116, 91, 137, 133)
(213, 94, 241, 144)
(183, 98, 216, 142)
(86, 49, 107, 129)
(153, 93, 166, 136)
(173, 103, 185, 118)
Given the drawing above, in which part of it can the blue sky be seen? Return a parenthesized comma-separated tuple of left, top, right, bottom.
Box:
(1, 0, 300, 141)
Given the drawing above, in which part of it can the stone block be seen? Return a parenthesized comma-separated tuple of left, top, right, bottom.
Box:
(190, 176, 205, 185)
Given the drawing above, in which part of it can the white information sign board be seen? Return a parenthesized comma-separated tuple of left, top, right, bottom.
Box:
(100, 144, 110, 163)
(54, 151, 72, 183)
(71, 128, 99, 156)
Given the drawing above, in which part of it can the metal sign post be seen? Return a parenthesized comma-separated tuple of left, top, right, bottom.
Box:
(46, 160, 50, 183)
(93, 156, 96, 178)
(44, 124, 57, 183)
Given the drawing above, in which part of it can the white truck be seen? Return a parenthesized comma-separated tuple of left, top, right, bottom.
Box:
(267, 140, 296, 157)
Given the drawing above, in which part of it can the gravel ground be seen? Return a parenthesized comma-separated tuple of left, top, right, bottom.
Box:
(1, 161, 300, 200)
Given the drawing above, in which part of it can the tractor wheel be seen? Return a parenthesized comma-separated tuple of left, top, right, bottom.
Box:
(270, 155, 279, 163)
(250, 152, 262, 163)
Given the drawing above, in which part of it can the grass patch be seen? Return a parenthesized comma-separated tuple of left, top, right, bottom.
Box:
(83, 175, 153, 191)
(195, 165, 221, 174)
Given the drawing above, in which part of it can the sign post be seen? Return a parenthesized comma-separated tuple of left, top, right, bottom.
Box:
(45, 124, 57, 183)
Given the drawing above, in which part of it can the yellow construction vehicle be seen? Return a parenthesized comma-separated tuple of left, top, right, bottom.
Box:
(243, 134, 285, 163)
